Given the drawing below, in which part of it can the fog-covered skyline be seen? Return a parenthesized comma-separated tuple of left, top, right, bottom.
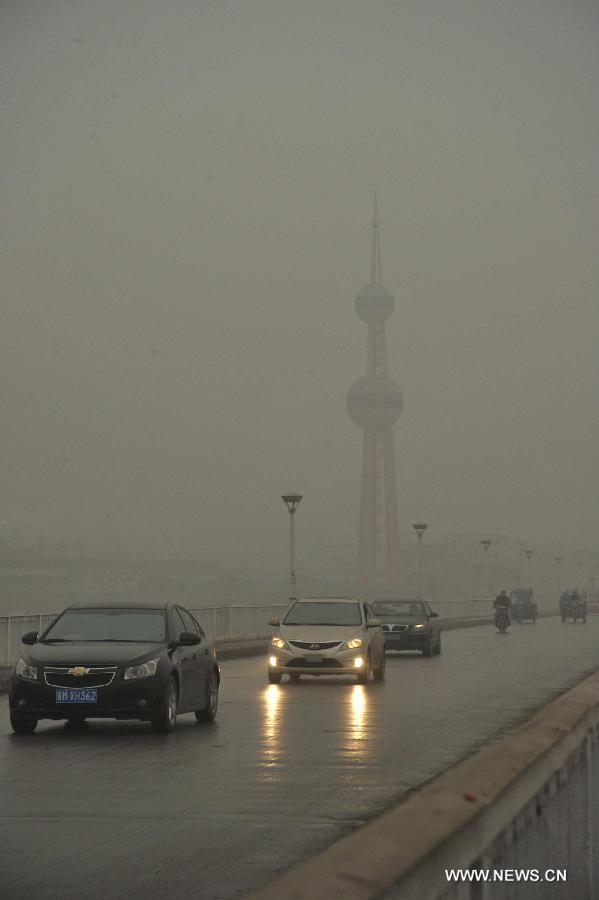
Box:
(2, 0, 598, 566)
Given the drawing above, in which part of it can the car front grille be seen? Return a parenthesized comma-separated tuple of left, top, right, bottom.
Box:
(286, 658, 343, 668)
(382, 624, 408, 632)
(44, 667, 117, 688)
(289, 640, 343, 651)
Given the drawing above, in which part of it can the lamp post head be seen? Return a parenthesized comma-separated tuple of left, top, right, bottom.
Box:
(481, 539, 492, 552)
(525, 549, 534, 560)
(282, 492, 303, 514)
(554, 556, 563, 564)
(412, 522, 428, 541)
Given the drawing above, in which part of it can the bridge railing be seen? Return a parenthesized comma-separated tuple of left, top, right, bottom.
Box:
(0, 605, 289, 666)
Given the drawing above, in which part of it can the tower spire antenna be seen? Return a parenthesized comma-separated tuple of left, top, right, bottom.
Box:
(370, 190, 382, 284)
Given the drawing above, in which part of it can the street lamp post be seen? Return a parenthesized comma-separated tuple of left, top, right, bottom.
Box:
(554, 556, 563, 596)
(282, 492, 302, 602)
(481, 539, 492, 598)
(412, 522, 428, 597)
(524, 548, 534, 590)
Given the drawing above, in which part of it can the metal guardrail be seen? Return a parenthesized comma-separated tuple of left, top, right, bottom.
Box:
(0, 606, 288, 666)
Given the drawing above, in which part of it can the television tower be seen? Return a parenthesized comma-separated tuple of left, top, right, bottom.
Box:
(346, 194, 403, 594)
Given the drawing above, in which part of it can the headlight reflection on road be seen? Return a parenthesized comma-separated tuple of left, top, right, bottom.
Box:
(261, 684, 282, 778)
(349, 685, 367, 745)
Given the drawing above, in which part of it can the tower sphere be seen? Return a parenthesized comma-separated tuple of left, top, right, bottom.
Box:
(346, 374, 403, 431)
(355, 282, 395, 323)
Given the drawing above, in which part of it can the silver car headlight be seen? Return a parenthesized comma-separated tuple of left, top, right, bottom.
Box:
(411, 623, 427, 631)
(345, 637, 364, 649)
(270, 636, 288, 650)
(124, 658, 160, 680)
(15, 657, 37, 681)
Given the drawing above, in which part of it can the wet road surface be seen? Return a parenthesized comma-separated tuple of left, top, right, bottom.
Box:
(2, 617, 599, 899)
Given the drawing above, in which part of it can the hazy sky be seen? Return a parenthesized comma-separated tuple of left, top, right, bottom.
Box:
(1, 0, 598, 564)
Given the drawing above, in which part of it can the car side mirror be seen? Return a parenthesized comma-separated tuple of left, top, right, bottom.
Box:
(269, 618, 280, 627)
(428, 612, 439, 618)
(22, 631, 38, 645)
(178, 631, 201, 646)
(367, 617, 381, 628)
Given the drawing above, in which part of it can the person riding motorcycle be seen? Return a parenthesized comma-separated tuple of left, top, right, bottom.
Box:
(494, 590, 511, 626)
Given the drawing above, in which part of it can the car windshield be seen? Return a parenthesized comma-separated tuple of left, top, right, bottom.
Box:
(43, 608, 166, 642)
(372, 600, 426, 617)
(283, 602, 362, 626)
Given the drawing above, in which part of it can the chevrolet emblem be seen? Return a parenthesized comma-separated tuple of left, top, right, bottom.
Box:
(68, 666, 90, 677)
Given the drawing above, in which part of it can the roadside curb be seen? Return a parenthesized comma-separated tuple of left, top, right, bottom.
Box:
(215, 639, 267, 661)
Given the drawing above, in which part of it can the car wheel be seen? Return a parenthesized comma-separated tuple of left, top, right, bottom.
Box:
(195, 670, 219, 722)
(268, 671, 282, 684)
(422, 635, 433, 657)
(289, 673, 301, 683)
(433, 634, 442, 655)
(356, 655, 371, 684)
(373, 652, 386, 682)
(151, 675, 178, 733)
(10, 714, 38, 734)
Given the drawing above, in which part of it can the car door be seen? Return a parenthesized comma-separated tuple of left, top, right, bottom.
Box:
(178, 607, 207, 710)
(172, 607, 198, 712)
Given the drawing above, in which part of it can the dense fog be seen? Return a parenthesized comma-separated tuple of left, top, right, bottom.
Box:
(2, 0, 598, 572)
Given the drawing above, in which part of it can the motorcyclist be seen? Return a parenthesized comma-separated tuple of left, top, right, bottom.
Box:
(494, 589, 511, 626)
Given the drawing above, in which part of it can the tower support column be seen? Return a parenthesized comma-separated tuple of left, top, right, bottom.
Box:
(382, 429, 400, 584)
(358, 430, 377, 590)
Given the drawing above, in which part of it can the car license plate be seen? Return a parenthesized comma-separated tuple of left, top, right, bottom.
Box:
(310, 656, 323, 663)
(55, 689, 97, 704)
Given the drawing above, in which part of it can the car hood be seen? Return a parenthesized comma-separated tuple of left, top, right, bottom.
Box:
(24, 642, 164, 666)
(279, 624, 364, 642)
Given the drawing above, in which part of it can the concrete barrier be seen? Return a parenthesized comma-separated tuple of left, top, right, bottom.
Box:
(251, 669, 599, 900)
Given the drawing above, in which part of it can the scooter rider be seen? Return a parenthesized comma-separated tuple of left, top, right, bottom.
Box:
(494, 589, 511, 625)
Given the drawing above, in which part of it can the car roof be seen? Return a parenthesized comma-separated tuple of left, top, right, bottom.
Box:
(296, 597, 362, 604)
(66, 598, 171, 611)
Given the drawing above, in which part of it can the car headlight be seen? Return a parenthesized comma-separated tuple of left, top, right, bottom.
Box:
(345, 637, 364, 649)
(411, 624, 427, 630)
(15, 657, 37, 681)
(270, 636, 287, 649)
(124, 658, 160, 680)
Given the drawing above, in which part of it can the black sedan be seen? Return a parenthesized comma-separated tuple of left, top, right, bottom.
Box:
(371, 598, 442, 656)
(8, 599, 219, 734)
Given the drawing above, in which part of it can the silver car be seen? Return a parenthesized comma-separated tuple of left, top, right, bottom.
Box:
(267, 597, 385, 684)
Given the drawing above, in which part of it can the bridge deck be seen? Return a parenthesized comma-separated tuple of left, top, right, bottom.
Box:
(1, 617, 598, 898)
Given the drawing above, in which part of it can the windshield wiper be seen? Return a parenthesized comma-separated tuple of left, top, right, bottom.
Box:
(41, 638, 71, 643)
